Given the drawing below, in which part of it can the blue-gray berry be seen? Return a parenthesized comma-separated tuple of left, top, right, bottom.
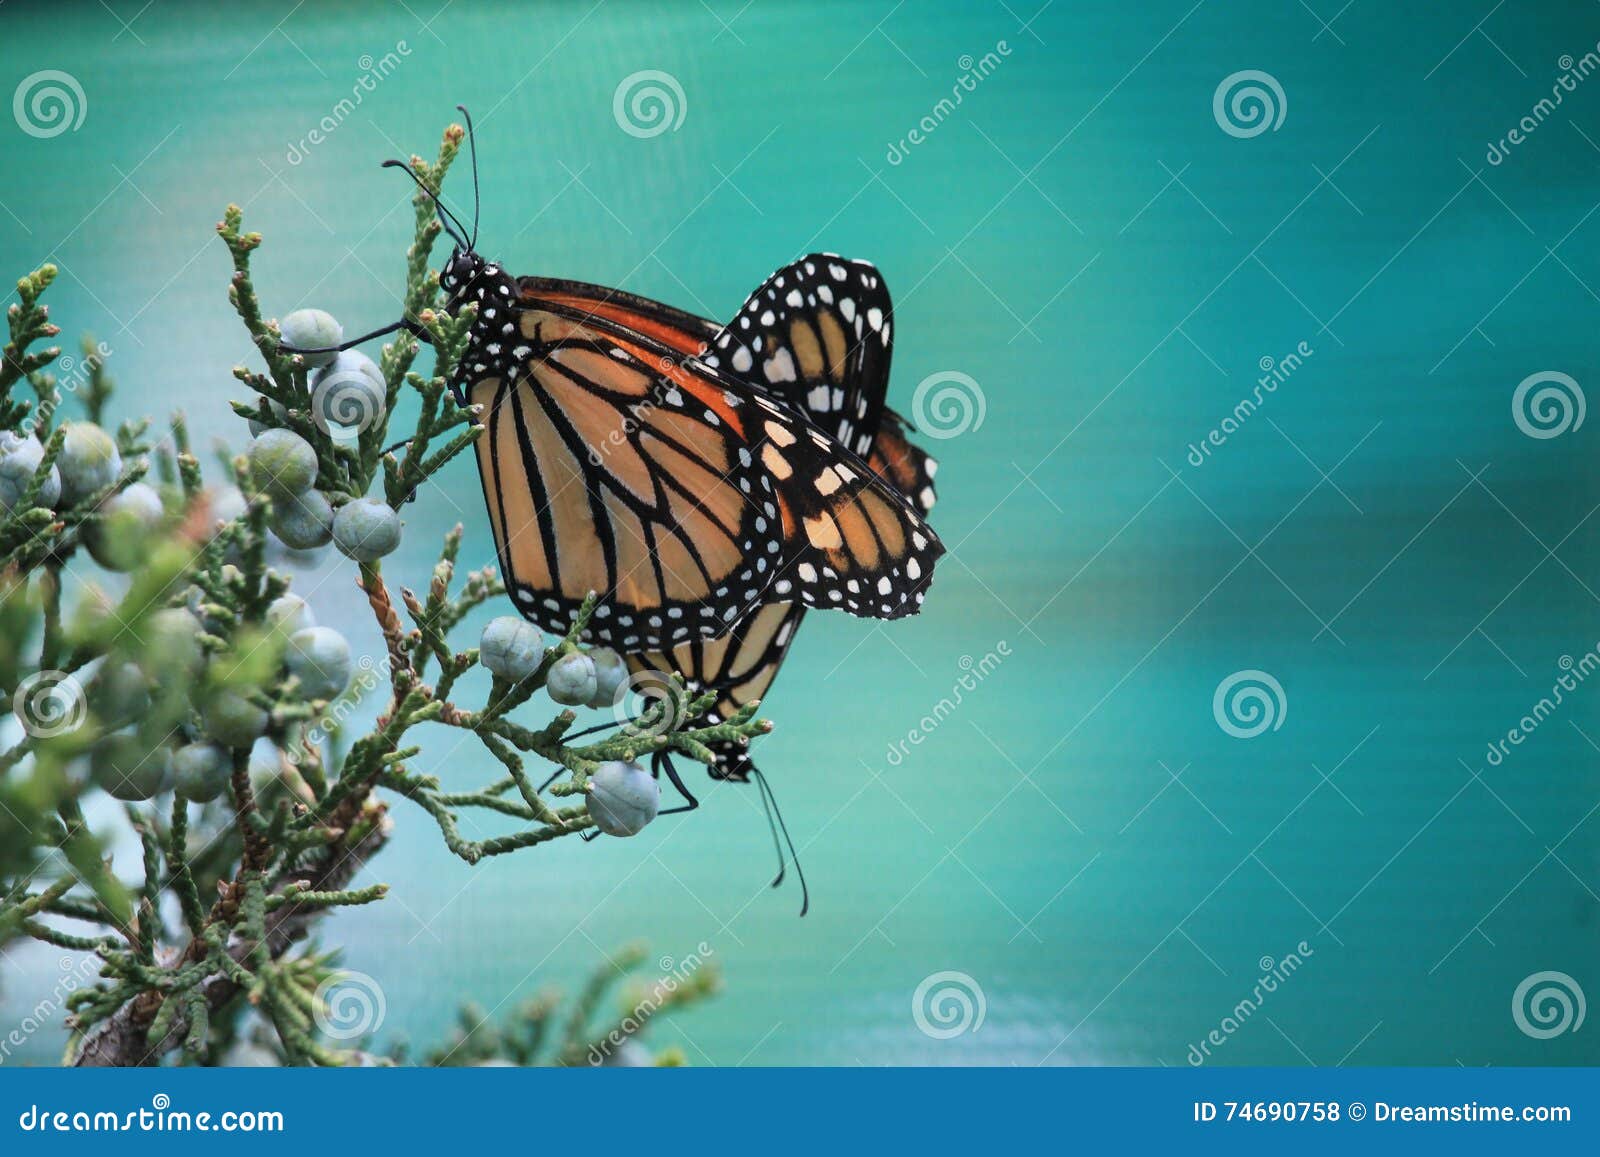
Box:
(93, 661, 151, 728)
(272, 487, 334, 550)
(248, 429, 318, 499)
(173, 742, 231, 802)
(545, 651, 597, 706)
(0, 431, 61, 511)
(203, 689, 269, 748)
(279, 309, 342, 367)
(55, 422, 122, 505)
(266, 593, 316, 634)
(585, 647, 628, 709)
(85, 481, 165, 570)
(91, 735, 175, 801)
(586, 759, 660, 836)
(143, 606, 205, 675)
(331, 497, 401, 561)
(286, 626, 352, 699)
(311, 352, 387, 439)
(479, 616, 544, 681)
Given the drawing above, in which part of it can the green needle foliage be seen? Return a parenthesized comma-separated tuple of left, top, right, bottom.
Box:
(0, 123, 769, 1067)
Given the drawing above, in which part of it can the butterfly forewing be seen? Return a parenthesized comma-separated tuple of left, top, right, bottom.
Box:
(473, 304, 786, 650)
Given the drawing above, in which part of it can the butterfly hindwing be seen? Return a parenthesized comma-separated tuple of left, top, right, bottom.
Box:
(868, 410, 938, 515)
(750, 397, 940, 618)
(628, 601, 808, 782)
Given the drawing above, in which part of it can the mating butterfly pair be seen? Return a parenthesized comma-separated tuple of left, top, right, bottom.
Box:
(290, 112, 943, 842)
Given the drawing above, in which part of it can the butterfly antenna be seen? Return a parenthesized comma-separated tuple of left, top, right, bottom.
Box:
(382, 159, 471, 249)
(455, 104, 481, 249)
(751, 765, 787, 887)
(752, 769, 808, 916)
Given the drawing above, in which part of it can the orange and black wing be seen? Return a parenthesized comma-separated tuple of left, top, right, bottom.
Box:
(471, 301, 783, 650)
(753, 397, 940, 618)
(868, 409, 938, 515)
(516, 274, 716, 356)
(698, 254, 893, 459)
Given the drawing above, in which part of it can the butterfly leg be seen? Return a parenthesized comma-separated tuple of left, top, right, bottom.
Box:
(539, 715, 648, 795)
(651, 751, 700, 816)
(281, 317, 431, 357)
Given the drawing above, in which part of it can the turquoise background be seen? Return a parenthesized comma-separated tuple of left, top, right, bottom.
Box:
(2, 0, 1597, 1066)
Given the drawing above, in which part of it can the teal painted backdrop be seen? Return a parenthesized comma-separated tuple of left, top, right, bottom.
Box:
(2, 0, 1597, 1065)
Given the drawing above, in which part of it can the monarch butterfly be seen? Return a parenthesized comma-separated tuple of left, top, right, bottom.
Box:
(288, 110, 945, 906)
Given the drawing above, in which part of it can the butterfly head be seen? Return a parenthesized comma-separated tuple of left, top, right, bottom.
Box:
(439, 246, 489, 299)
